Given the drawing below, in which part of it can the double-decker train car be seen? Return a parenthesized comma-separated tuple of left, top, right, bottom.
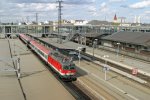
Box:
(19, 34, 76, 81)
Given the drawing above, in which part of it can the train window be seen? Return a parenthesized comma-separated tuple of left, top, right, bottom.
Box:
(35, 47, 37, 51)
(45, 55, 47, 58)
(63, 64, 75, 70)
(63, 66, 69, 70)
(41, 52, 44, 56)
(70, 64, 75, 69)
(38, 50, 40, 53)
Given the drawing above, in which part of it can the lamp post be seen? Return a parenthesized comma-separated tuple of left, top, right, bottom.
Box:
(81, 36, 84, 45)
(79, 50, 81, 67)
(92, 39, 98, 57)
(78, 36, 80, 44)
(95, 39, 98, 48)
(116, 42, 120, 58)
(93, 41, 96, 57)
(77, 47, 82, 67)
(85, 36, 86, 48)
(103, 55, 109, 81)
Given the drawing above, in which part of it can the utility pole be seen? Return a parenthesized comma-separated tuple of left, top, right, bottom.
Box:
(57, 0, 63, 44)
(26, 16, 29, 23)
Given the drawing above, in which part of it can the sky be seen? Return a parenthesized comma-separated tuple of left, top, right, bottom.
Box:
(0, 0, 150, 23)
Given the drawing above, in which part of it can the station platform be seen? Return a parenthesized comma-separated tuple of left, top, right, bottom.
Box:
(0, 39, 24, 100)
(0, 38, 75, 100)
(86, 48, 150, 77)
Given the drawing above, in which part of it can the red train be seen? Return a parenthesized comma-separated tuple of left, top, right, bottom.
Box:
(19, 34, 76, 81)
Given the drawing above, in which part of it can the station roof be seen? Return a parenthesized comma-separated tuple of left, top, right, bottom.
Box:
(82, 32, 106, 38)
(102, 31, 150, 47)
(42, 38, 85, 50)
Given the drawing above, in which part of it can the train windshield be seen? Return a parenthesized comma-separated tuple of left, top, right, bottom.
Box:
(63, 64, 75, 70)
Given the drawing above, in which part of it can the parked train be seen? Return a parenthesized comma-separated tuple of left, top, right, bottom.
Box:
(19, 34, 76, 81)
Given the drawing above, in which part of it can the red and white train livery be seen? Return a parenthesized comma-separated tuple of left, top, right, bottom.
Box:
(19, 34, 76, 81)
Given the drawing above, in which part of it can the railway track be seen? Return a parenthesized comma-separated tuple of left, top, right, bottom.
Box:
(74, 71, 119, 100)
(74, 59, 150, 100)
(79, 51, 150, 87)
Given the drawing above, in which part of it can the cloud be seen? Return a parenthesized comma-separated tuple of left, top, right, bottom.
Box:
(88, 6, 96, 12)
(88, 6, 97, 16)
(16, 3, 57, 12)
(109, 0, 125, 3)
(8, 0, 56, 3)
(129, 0, 150, 9)
(63, 0, 95, 5)
(0, 10, 4, 13)
(100, 2, 108, 12)
(10, 0, 95, 5)
(0, 0, 96, 21)
(144, 11, 150, 14)
(0, 1, 58, 22)
(120, 5, 128, 8)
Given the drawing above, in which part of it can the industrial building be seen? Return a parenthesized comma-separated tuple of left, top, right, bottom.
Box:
(100, 31, 150, 55)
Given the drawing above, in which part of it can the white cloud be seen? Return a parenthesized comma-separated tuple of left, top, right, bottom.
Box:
(101, 2, 107, 8)
(88, 6, 96, 12)
(17, 3, 57, 11)
(100, 2, 108, 12)
(0, 10, 4, 13)
(109, 0, 125, 3)
(144, 11, 150, 14)
(129, 0, 150, 9)
(88, 6, 97, 16)
(63, 0, 95, 5)
(16, 3, 25, 8)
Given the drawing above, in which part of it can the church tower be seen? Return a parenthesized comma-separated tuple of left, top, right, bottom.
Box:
(113, 14, 118, 23)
